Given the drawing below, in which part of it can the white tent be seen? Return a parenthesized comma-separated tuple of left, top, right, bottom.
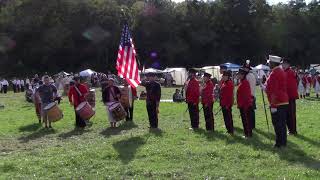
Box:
(79, 69, 95, 77)
(201, 66, 221, 79)
(141, 68, 163, 74)
(254, 64, 270, 71)
(163, 68, 188, 86)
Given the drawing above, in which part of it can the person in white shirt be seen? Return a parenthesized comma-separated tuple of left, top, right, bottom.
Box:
(16, 79, 21, 93)
(243, 60, 257, 129)
(20, 79, 25, 92)
(12, 78, 17, 93)
(2, 79, 9, 94)
(0, 79, 2, 93)
(26, 78, 31, 90)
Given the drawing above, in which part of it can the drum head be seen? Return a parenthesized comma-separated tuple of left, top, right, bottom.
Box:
(44, 102, 56, 110)
(76, 102, 87, 111)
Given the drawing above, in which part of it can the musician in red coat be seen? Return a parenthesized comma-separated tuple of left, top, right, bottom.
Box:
(201, 73, 214, 131)
(186, 69, 200, 129)
(306, 72, 313, 97)
(68, 76, 89, 128)
(313, 72, 320, 98)
(236, 68, 253, 138)
(262, 55, 289, 148)
(220, 70, 234, 134)
(281, 58, 299, 135)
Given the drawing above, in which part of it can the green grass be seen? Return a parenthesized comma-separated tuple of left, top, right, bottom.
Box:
(0, 87, 319, 179)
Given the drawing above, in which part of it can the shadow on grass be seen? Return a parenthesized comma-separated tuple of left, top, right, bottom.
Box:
(148, 128, 164, 137)
(100, 121, 138, 138)
(19, 123, 42, 132)
(295, 134, 320, 148)
(232, 131, 320, 171)
(194, 126, 320, 170)
(18, 128, 56, 143)
(112, 136, 146, 164)
(304, 97, 320, 101)
(58, 128, 91, 139)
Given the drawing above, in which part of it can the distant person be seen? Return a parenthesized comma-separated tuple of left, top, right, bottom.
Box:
(141, 72, 161, 129)
(173, 89, 184, 102)
(281, 58, 299, 135)
(185, 69, 200, 129)
(33, 81, 43, 123)
(20, 79, 25, 92)
(12, 78, 17, 93)
(236, 68, 253, 138)
(297, 71, 306, 98)
(25, 77, 31, 90)
(1, 78, 9, 94)
(314, 72, 320, 98)
(220, 71, 234, 135)
(262, 55, 289, 148)
(201, 73, 214, 131)
(36, 76, 57, 129)
(305, 71, 312, 97)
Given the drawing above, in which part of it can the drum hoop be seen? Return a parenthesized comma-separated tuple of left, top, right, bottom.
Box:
(76, 102, 88, 111)
(44, 102, 56, 110)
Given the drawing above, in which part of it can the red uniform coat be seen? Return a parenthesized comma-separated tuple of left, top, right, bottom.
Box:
(68, 84, 89, 107)
(307, 76, 313, 85)
(201, 80, 214, 105)
(237, 79, 253, 110)
(284, 68, 299, 100)
(265, 66, 289, 108)
(313, 76, 320, 87)
(186, 78, 200, 104)
(302, 76, 307, 87)
(220, 80, 234, 108)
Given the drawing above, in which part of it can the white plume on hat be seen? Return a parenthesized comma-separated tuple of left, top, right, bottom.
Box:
(267, 55, 282, 63)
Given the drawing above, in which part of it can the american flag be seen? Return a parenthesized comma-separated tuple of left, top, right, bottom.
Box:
(116, 24, 140, 87)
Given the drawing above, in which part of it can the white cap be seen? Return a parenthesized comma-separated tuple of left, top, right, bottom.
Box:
(267, 55, 282, 63)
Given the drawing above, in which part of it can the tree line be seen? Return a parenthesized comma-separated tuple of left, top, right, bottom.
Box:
(0, 0, 319, 77)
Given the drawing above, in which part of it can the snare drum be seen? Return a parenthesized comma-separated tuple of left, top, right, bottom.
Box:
(108, 102, 127, 122)
(76, 102, 95, 120)
(44, 102, 63, 122)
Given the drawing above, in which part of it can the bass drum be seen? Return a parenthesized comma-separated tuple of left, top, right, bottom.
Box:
(108, 102, 126, 122)
(44, 102, 63, 122)
(76, 102, 95, 120)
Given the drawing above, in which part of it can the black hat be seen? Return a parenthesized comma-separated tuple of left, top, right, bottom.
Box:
(222, 70, 232, 77)
(188, 69, 197, 74)
(243, 61, 252, 70)
(203, 73, 212, 78)
(237, 67, 249, 75)
(73, 76, 80, 81)
(146, 72, 156, 77)
(281, 57, 290, 64)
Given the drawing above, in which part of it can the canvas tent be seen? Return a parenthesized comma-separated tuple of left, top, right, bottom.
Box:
(79, 69, 95, 77)
(201, 66, 221, 79)
(163, 68, 188, 86)
(54, 71, 70, 77)
(140, 68, 163, 74)
(254, 64, 270, 71)
(220, 62, 241, 71)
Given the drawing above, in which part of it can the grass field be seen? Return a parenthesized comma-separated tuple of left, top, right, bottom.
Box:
(0, 87, 319, 179)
